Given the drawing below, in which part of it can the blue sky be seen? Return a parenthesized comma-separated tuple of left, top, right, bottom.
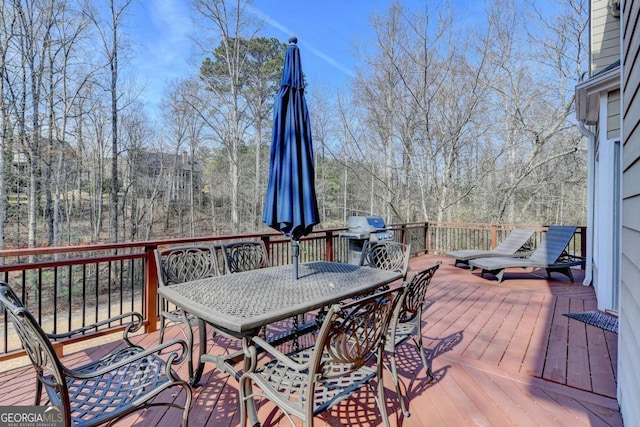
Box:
(127, 0, 484, 118)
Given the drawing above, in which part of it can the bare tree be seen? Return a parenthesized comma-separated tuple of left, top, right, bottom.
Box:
(161, 78, 209, 237)
(84, 91, 110, 242)
(0, 0, 15, 252)
(192, 0, 262, 233)
(479, 0, 587, 223)
(5, 0, 56, 248)
(242, 37, 284, 229)
(85, 0, 134, 243)
(120, 105, 159, 241)
(46, 3, 92, 247)
(349, 2, 488, 223)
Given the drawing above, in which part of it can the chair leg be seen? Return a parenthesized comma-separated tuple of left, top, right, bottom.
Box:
(179, 382, 192, 427)
(179, 311, 195, 381)
(375, 364, 392, 427)
(159, 299, 169, 346)
(34, 379, 42, 405)
(239, 375, 261, 427)
(388, 351, 410, 417)
(415, 335, 435, 383)
(186, 327, 195, 382)
(159, 318, 167, 346)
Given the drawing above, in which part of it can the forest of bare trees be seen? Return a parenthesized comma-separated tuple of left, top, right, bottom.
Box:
(0, 0, 588, 249)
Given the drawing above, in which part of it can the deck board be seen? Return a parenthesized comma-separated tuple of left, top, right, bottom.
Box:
(0, 255, 623, 426)
(567, 298, 592, 391)
(499, 290, 543, 372)
(587, 325, 618, 397)
(458, 289, 510, 360)
(480, 290, 529, 365)
(543, 296, 570, 383)
(521, 292, 554, 377)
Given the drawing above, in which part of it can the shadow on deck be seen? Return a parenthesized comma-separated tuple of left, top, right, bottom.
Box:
(0, 255, 622, 426)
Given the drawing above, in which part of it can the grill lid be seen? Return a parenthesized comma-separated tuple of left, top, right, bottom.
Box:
(347, 216, 386, 233)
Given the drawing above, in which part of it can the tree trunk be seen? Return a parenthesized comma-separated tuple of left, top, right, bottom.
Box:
(109, 3, 119, 243)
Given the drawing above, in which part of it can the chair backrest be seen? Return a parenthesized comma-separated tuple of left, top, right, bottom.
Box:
(395, 261, 441, 325)
(0, 283, 70, 410)
(222, 241, 270, 273)
(155, 245, 221, 287)
(528, 226, 577, 265)
(359, 241, 411, 279)
(310, 287, 402, 381)
(493, 229, 535, 253)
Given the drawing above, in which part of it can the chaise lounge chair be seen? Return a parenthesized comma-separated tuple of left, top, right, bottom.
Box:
(468, 225, 584, 283)
(446, 228, 535, 267)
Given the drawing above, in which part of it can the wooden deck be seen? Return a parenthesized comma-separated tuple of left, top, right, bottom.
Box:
(0, 255, 623, 426)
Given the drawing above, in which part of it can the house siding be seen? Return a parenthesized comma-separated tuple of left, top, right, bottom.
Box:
(592, 0, 621, 74)
(620, 0, 640, 424)
(608, 89, 621, 139)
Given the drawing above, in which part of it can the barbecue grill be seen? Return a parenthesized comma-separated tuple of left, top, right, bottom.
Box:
(339, 216, 394, 264)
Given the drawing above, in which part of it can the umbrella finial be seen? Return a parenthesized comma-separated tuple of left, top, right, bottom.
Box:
(288, 35, 298, 44)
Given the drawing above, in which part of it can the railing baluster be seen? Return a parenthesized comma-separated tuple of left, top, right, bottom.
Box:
(38, 268, 43, 326)
(125, 258, 129, 315)
(82, 264, 86, 328)
(95, 262, 100, 325)
(2, 290, 6, 353)
(53, 266, 58, 335)
(67, 265, 72, 333)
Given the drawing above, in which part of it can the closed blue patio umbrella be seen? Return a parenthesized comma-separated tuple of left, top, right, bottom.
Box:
(262, 36, 319, 279)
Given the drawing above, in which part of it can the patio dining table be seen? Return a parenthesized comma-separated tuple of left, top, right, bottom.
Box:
(157, 260, 403, 426)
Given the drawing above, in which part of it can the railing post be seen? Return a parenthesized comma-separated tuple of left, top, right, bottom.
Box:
(144, 246, 158, 333)
(399, 223, 407, 244)
(261, 235, 271, 259)
(325, 231, 334, 262)
(580, 226, 587, 269)
(424, 222, 430, 254)
(490, 224, 498, 249)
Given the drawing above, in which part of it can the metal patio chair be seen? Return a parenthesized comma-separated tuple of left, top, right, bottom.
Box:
(222, 239, 316, 350)
(222, 241, 270, 273)
(386, 261, 441, 417)
(155, 245, 222, 379)
(238, 286, 403, 427)
(354, 241, 411, 300)
(0, 282, 192, 427)
(359, 241, 412, 280)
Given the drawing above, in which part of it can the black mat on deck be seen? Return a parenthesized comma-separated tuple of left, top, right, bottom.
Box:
(563, 311, 618, 333)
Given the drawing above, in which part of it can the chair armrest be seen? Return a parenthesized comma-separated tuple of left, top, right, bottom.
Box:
(251, 336, 310, 372)
(65, 338, 188, 380)
(47, 312, 143, 345)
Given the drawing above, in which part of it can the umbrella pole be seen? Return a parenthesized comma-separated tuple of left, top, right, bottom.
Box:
(292, 239, 299, 279)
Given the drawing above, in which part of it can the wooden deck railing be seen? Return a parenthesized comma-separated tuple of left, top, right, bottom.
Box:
(0, 222, 585, 360)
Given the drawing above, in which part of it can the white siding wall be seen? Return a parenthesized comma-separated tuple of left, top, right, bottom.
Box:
(608, 89, 621, 139)
(592, 0, 621, 73)
(620, 0, 640, 424)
